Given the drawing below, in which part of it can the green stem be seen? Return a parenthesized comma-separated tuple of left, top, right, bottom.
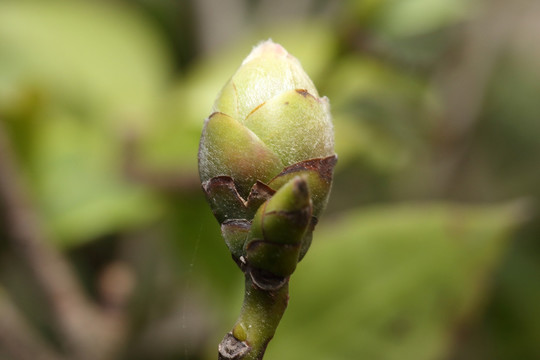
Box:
(219, 272, 289, 360)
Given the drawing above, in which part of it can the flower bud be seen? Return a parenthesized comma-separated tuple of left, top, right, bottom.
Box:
(198, 40, 336, 268)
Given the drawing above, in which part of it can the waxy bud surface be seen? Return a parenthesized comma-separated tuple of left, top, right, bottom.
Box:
(198, 40, 336, 278)
(201, 40, 338, 360)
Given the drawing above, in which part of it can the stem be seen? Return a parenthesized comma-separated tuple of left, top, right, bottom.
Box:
(0, 121, 126, 360)
(0, 288, 67, 360)
(0, 122, 91, 347)
(219, 272, 289, 360)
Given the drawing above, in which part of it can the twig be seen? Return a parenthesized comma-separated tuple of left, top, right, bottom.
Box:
(0, 121, 126, 360)
(431, 0, 520, 196)
(0, 288, 66, 360)
(218, 274, 289, 360)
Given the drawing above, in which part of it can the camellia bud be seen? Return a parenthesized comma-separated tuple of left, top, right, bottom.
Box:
(199, 40, 336, 273)
(200, 40, 337, 360)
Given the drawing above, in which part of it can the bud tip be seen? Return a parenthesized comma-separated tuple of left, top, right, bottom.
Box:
(242, 39, 289, 65)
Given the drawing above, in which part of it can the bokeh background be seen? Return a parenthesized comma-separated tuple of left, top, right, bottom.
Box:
(1, 0, 539, 359)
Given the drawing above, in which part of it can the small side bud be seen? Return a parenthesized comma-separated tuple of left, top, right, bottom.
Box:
(246, 177, 312, 279)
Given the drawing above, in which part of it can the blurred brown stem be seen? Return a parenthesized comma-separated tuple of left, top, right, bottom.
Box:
(432, 0, 519, 196)
(0, 121, 126, 360)
(0, 289, 67, 360)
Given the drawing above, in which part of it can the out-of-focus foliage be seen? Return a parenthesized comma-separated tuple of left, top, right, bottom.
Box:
(0, 0, 172, 246)
(326, 56, 436, 169)
(0, 1, 171, 124)
(0, 0, 539, 359)
(347, 0, 473, 36)
(269, 203, 521, 360)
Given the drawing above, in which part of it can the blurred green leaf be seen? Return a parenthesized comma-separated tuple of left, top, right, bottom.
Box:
(266, 202, 521, 360)
(484, 235, 540, 360)
(345, 0, 474, 37)
(326, 56, 438, 170)
(33, 109, 162, 247)
(342, 0, 476, 66)
(0, 0, 172, 245)
(0, 0, 172, 128)
(479, 56, 540, 195)
(374, 0, 473, 37)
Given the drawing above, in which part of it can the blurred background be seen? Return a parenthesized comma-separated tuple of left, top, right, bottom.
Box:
(0, 0, 539, 359)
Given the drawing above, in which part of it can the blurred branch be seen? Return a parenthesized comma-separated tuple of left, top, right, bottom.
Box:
(193, 0, 246, 54)
(431, 0, 522, 195)
(0, 121, 126, 360)
(0, 288, 66, 360)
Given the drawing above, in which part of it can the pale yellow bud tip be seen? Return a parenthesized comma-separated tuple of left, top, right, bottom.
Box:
(242, 39, 290, 65)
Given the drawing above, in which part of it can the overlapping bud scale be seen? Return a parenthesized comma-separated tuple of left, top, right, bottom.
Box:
(198, 40, 336, 282)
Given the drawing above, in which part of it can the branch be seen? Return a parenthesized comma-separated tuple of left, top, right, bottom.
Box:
(431, 0, 521, 196)
(219, 274, 289, 360)
(0, 287, 66, 360)
(0, 121, 126, 360)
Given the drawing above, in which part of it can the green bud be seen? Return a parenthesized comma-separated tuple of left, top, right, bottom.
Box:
(198, 40, 337, 273)
(206, 41, 338, 360)
(199, 40, 335, 222)
(246, 176, 312, 280)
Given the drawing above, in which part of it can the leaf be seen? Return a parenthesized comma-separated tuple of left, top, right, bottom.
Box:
(266, 202, 522, 360)
(33, 110, 162, 247)
(374, 0, 473, 38)
(344, 0, 474, 37)
(325, 56, 438, 170)
(0, 0, 172, 128)
(0, 0, 172, 245)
